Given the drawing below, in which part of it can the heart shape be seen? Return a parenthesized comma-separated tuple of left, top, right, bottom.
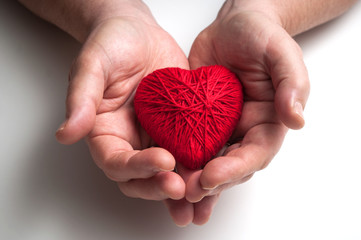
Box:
(134, 65, 243, 169)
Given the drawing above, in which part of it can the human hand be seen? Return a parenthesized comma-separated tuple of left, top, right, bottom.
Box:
(167, 1, 310, 225)
(55, 2, 189, 203)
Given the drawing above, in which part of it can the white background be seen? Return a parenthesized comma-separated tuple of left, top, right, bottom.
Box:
(1, 0, 361, 239)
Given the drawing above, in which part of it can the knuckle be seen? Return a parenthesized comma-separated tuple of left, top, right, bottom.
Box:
(104, 171, 126, 182)
(101, 156, 119, 171)
(239, 173, 254, 184)
(117, 182, 137, 198)
(99, 156, 128, 182)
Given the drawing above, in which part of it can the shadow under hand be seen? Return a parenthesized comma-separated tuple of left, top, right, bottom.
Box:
(20, 138, 174, 239)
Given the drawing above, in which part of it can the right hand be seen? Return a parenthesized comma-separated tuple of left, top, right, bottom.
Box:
(176, 2, 310, 226)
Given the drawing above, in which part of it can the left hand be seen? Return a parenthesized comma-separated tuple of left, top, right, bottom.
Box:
(165, 3, 310, 226)
(55, 3, 190, 212)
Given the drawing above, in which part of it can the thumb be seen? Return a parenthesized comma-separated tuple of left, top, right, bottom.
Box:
(56, 51, 104, 144)
(267, 35, 310, 130)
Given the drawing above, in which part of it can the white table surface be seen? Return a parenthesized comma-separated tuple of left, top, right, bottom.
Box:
(1, 1, 361, 239)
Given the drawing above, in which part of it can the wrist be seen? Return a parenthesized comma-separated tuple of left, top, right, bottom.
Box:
(19, 0, 156, 43)
(78, 0, 157, 42)
(218, 0, 284, 29)
(221, 0, 358, 36)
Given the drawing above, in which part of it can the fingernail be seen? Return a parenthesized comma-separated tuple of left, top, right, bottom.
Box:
(294, 101, 304, 119)
(153, 168, 173, 173)
(202, 185, 218, 191)
(56, 120, 67, 134)
(175, 223, 188, 228)
(189, 195, 205, 203)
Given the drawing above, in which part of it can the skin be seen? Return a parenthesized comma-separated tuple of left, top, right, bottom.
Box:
(57, 9, 190, 201)
(19, 0, 358, 227)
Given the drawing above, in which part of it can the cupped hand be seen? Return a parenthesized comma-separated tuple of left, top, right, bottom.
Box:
(168, 7, 310, 225)
(55, 8, 190, 202)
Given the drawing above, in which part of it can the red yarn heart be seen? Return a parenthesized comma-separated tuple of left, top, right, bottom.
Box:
(134, 65, 243, 169)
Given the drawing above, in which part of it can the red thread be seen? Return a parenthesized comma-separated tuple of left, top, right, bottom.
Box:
(134, 65, 243, 169)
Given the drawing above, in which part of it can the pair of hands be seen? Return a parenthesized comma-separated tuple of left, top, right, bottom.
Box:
(56, 2, 309, 226)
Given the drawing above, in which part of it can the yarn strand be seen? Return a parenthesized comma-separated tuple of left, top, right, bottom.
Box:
(134, 65, 243, 169)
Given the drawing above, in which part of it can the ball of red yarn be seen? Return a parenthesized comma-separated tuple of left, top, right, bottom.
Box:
(134, 65, 243, 169)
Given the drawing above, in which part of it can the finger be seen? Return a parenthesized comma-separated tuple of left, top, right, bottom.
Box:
(193, 194, 220, 225)
(118, 171, 185, 200)
(200, 123, 288, 190)
(231, 101, 280, 139)
(188, 30, 215, 70)
(176, 163, 209, 203)
(185, 166, 254, 203)
(266, 34, 310, 129)
(87, 135, 176, 181)
(56, 48, 105, 144)
(164, 198, 194, 227)
(176, 164, 213, 204)
(175, 163, 199, 183)
(185, 170, 210, 203)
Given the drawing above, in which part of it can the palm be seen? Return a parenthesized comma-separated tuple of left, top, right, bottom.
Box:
(84, 18, 189, 150)
(189, 13, 294, 156)
(191, 13, 283, 121)
(171, 12, 309, 224)
(64, 17, 190, 199)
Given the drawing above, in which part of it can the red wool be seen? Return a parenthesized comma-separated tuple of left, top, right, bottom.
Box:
(134, 65, 244, 169)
